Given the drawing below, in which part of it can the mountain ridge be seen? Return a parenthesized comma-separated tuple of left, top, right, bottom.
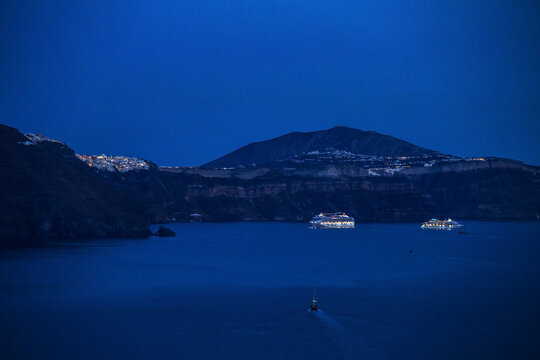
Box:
(202, 126, 442, 168)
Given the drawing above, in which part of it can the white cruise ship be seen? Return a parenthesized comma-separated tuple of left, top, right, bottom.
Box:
(421, 218, 463, 230)
(309, 212, 355, 228)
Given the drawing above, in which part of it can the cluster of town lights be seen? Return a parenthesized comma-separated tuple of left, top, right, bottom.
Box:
(76, 154, 149, 173)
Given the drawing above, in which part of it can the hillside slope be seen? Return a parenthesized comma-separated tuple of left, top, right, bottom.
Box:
(202, 126, 441, 168)
(0, 125, 151, 246)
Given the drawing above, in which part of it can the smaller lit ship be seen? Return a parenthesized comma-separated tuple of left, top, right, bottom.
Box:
(310, 290, 318, 311)
(309, 212, 355, 228)
(421, 218, 463, 230)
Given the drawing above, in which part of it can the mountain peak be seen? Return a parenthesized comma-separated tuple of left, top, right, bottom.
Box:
(202, 127, 440, 168)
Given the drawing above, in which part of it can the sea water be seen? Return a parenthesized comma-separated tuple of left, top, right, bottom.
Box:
(1, 221, 539, 359)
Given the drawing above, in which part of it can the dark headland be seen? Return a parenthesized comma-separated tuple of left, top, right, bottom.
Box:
(1, 124, 538, 246)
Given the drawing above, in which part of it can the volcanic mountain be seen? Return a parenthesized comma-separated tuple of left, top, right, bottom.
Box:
(202, 126, 442, 168)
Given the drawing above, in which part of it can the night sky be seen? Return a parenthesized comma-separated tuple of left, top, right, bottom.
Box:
(1, 1, 539, 166)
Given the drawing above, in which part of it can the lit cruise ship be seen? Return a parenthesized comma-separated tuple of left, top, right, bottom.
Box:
(309, 212, 355, 228)
(421, 218, 463, 230)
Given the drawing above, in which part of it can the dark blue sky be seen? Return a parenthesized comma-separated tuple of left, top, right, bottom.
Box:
(1, 1, 539, 166)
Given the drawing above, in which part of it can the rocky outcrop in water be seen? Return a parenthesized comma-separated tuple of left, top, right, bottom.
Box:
(154, 226, 176, 237)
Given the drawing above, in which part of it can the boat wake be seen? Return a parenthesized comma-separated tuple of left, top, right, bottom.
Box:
(313, 309, 381, 359)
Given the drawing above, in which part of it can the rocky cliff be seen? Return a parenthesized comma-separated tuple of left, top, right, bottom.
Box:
(132, 161, 539, 223)
(0, 125, 151, 246)
(1, 124, 539, 247)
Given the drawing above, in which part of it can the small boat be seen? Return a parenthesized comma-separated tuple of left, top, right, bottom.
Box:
(310, 290, 318, 311)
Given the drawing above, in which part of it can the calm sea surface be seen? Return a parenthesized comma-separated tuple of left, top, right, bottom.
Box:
(1, 221, 539, 359)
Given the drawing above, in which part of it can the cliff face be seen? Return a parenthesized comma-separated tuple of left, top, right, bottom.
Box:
(122, 160, 540, 223)
(1, 123, 538, 247)
(0, 125, 151, 246)
(186, 126, 538, 222)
